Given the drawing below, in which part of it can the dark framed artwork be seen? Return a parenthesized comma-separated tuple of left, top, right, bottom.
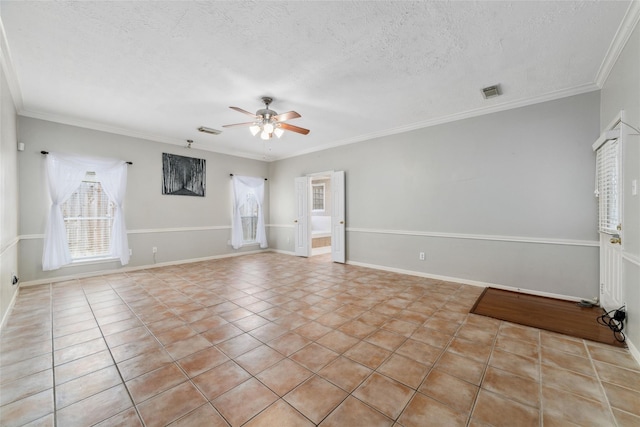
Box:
(162, 153, 206, 197)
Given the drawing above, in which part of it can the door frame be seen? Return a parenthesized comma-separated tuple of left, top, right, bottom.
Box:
(294, 170, 346, 263)
(593, 111, 625, 311)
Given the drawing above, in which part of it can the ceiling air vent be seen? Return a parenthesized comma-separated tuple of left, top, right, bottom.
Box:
(198, 126, 222, 135)
(481, 84, 501, 99)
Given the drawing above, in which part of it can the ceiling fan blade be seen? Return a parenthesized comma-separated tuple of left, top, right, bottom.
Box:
(222, 121, 256, 128)
(279, 122, 310, 135)
(229, 106, 258, 118)
(273, 111, 301, 122)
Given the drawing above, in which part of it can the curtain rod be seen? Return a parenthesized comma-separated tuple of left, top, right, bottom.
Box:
(230, 173, 267, 181)
(41, 151, 132, 165)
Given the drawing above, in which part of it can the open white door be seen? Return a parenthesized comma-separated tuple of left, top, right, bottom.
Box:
(593, 115, 624, 311)
(331, 171, 346, 263)
(294, 176, 310, 257)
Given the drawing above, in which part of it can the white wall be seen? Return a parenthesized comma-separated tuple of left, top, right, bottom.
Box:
(270, 91, 601, 299)
(0, 64, 19, 325)
(600, 20, 640, 353)
(17, 117, 269, 283)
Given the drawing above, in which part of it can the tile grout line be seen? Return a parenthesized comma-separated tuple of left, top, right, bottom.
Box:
(83, 277, 147, 426)
(110, 272, 208, 426)
(395, 294, 465, 425)
(538, 332, 543, 427)
(585, 340, 621, 427)
(464, 316, 501, 427)
(111, 271, 232, 426)
(50, 283, 57, 427)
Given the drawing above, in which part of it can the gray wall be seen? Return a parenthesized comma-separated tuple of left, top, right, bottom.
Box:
(17, 117, 269, 283)
(0, 65, 19, 324)
(270, 91, 601, 299)
(600, 22, 640, 352)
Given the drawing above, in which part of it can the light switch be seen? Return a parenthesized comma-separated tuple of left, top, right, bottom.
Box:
(632, 179, 638, 196)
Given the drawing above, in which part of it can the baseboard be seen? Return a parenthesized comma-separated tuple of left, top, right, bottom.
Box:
(0, 285, 20, 332)
(269, 249, 296, 256)
(626, 338, 640, 366)
(19, 249, 268, 287)
(312, 246, 332, 256)
(345, 260, 583, 302)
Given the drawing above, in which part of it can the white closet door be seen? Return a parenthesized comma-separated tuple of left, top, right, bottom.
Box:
(294, 176, 310, 257)
(331, 171, 346, 263)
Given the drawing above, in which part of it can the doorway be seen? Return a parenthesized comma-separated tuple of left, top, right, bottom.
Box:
(294, 171, 345, 263)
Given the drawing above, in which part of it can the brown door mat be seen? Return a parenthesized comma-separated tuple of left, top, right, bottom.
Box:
(470, 287, 626, 348)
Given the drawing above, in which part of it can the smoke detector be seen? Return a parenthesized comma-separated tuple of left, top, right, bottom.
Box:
(481, 84, 501, 99)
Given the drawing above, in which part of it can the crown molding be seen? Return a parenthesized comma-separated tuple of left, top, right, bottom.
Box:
(13, 78, 601, 165)
(595, 0, 640, 87)
(5, 3, 634, 164)
(274, 83, 600, 161)
(18, 109, 268, 161)
(0, 17, 24, 110)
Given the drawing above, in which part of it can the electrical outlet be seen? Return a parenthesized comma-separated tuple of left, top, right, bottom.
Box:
(152, 247, 157, 254)
(419, 252, 425, 261)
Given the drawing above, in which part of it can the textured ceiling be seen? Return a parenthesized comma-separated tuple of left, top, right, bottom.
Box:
(0, 1, 634, 160)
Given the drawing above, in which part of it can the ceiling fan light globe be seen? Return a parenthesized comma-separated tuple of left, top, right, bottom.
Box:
(263, 123, 274, 134)
(274, 127, 284, 138)
(249, 125, 261, 136)
(260, 130, 270, 140)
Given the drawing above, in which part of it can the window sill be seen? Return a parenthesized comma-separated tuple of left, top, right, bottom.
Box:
(63, 257, 120, 268)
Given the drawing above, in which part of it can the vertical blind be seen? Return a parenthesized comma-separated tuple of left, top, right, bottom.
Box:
(595, 138, 620, 235)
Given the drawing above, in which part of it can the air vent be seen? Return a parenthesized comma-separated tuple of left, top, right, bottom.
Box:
(198, 126, 222, 135)
(481, 84, 501, 99)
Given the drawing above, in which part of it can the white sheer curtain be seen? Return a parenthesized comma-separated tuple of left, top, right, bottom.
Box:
(231, 175, 267, 249)
(42, 152, 130, 271)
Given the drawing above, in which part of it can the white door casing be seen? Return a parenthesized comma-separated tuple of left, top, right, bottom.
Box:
(593, 112, 625, 311)
(331, 171, 346, 263)
(294, 176, 310, 257)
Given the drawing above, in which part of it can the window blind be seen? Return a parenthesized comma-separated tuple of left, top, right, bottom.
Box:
(62, 173, 115, 259)
(595, 138, 620, 235)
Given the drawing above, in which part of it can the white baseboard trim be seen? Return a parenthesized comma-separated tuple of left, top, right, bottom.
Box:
(269, 249, 296, 256)
(626, 338, 640, 367)
(345, 259, 583, 302)
(19, 249, 268, 287)
(0, 286, 20, 331)
(312, 246, 332, 256)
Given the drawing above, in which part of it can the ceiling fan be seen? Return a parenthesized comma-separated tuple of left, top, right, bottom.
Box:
(222, 97, 310, 140)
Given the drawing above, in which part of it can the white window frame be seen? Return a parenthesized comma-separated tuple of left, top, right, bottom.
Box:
(312, 183, 325, 212)
(62, 172, 117, 262)
(239, 192, 259, 244)
(594, 131, 621, 235)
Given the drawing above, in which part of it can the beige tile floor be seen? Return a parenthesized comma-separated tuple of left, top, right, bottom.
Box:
(1, 252, 639, 427)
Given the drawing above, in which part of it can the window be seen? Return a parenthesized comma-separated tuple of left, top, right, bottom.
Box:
(231, 175, 267, 249)
(239, 192, 259, 243)
(595, 138, 620, 235)
(61, 172, 115, 260)
(312, 183, 325, 212)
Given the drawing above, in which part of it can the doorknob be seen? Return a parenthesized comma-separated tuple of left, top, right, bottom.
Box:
(610, 237, 621, 245)
(294, 220, 298, 223)
(340, 221, 344, 224)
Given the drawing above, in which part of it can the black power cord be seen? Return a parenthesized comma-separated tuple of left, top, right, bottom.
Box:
(597, 306, 626, 343)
